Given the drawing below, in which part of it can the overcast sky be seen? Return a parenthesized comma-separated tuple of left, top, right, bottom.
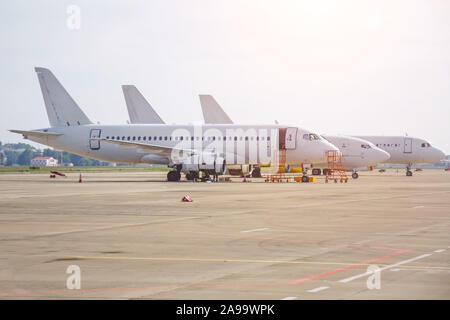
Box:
(1, 0, 449, 152)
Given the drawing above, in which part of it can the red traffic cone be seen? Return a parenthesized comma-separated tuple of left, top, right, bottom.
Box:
(79, 173, 83, 183)
(181, 195, 193, 202)
(243, 177, 247, 182)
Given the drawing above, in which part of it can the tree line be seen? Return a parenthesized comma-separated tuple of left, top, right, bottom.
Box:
(0, 141, 109, 166)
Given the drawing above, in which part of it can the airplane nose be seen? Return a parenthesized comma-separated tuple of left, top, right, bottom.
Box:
(433, 148, 445, 161)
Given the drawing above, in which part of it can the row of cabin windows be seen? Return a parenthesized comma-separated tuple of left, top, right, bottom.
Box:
(104, 135, 271, 142)
(376, 143, 400, 147)
(376, 143, 431, 148)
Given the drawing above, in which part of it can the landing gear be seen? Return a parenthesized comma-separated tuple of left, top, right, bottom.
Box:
(251, 166, 262, 178)
(167, 170, 181, 182)
(185, 171, 199, 181)
(301, 175, 309, 183)
(406, 165, 413, 177)
(352, 172, 359, 179)
(312, 168, 321, 176)
(322, 169, 328, 176)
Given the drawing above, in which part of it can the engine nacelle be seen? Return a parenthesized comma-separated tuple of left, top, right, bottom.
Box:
(180, 155, 226, 176)
(227, 164, 250, 176)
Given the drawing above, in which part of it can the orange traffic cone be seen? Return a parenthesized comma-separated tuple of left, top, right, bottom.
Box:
(181, 195, 193, 202)
(79, 173, 83, 183)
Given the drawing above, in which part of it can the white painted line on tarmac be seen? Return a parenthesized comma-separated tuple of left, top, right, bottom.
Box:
(412, 206, 425, 209)
(339, 253, 432, 283)
(434, 249, 445, 253)
(281, 297, 297, 300)
(307, 286, 329, 293)
(241, 228, 269, 233)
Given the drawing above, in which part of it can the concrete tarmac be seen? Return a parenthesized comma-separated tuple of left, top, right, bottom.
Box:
(0, 169, 449, 299)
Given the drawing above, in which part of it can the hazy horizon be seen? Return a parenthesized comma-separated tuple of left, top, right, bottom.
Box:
(1, 0, 449, 153)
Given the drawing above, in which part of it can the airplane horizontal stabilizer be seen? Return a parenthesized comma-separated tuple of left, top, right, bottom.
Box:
(9, 129, 63, 139)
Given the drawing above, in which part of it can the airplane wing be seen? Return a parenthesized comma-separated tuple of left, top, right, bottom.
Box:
(9, 130, 63, 138)
(94, 138, 197, 157)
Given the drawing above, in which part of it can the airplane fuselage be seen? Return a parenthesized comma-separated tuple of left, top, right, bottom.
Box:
(23, 124, 338, 167)
(355, 136, 445, 165)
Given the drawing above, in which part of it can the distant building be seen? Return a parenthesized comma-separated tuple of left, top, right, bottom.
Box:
(30, 157, 58, 167)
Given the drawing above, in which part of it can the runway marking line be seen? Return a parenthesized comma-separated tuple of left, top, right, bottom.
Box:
(241, 228, 269, 233)
(288, 250, 408, 285)
(281, 297, 297, 300)
(434, 249, 445, 253)
(307, 286, 329, 293)
(339, 253, 432, 283)
(47, 253, 450, 270)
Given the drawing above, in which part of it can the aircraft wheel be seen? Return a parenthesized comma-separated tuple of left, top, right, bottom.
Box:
(352, 172, 359, 179)
(168, 170, 181, 182)
(251, 167, 262, 178)
(406, 170, 413, 177)
(301, 175, 309, 183)
(322, 169, 328, 176)
(312, 168, 321, 176)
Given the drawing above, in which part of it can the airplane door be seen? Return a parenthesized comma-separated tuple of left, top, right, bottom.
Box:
(403, 138, 412, 153)
(285, 127, 297, 150)
(89, 129, 101, 150)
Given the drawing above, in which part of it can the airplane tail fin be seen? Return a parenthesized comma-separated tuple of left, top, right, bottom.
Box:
(35, 67, 92, 127)
(122, 85, 165, 124)
(199, 95, 233, 124)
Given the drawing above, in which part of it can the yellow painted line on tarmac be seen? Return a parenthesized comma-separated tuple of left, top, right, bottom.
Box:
(65, 255, 450, 270)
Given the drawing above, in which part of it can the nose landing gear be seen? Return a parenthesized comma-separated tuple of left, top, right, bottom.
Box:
(406, 165, 413, 177)
(351, 172, 359, 179)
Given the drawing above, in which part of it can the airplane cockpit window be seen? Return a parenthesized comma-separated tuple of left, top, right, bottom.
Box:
(361, 144, 371, 149)
(421, 142, 431, 147)
(303, 133, 320, 141)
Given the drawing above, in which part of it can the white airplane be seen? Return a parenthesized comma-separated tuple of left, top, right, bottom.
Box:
(354, 136, 445, 176)
(311, 135, 390, 179)
(198, 95, 391, 179)
(10, 67, 338, 182)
